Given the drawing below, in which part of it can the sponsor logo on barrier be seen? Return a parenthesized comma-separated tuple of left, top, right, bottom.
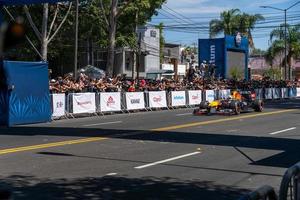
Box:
(131, 99, 140, 104)
(77, 101, 92, 106)
(174, 96, 184, 100)
(56, 102, 64, 108)
(153, 96, 162, 102)
(107, 96, 115, 106)
(192, 95, 199, 100)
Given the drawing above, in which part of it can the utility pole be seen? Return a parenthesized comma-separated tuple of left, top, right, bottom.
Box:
(74, 0, 79, 79)
(132, 11, 138, 80)
(137, 32, 142, 82)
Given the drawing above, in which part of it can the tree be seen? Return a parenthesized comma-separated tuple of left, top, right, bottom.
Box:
(209, 9, 264, 48)
(23, 3, 73, 61)
(100, 0, 166, 76)
(267, 24, 300, 74)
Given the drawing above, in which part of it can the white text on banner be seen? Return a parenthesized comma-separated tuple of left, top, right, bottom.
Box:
(125, 92, 145, 110)
(171, 91, 186, 107)
(205, 90, 215, 102)
(188, 90, 202, 105)
(100, 92, 121, 112)
(51, 93, 65, 117)
(72, 93, 96, 114)
(148, 91, 167, 108)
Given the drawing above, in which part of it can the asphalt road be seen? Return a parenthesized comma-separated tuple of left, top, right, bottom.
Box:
(1, 99, 300, 200)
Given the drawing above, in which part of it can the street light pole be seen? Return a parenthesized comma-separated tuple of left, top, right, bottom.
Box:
(260, 1, 300, 80)
(74, 0, 79, 79)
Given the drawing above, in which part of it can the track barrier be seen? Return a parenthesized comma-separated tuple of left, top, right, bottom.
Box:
(51, 87, 300, 119)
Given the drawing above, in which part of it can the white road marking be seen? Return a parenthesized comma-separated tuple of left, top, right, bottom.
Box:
(176, 113, 192, 116)
(269, 127, 297, 135)
(106, 173, 118, 176)
(83, 121, 123, 127)
(134, 152, 201, 169)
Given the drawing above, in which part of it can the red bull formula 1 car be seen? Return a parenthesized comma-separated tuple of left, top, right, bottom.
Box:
(193, 90, 264, 115)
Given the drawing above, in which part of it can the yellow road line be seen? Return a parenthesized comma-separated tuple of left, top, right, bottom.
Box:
(0, 109, 295, 156)
(152, 109, 296, 132)
(0, 137, 108, 155)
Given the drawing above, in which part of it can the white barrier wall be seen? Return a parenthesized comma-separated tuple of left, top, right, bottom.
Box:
(255, 89, 263, 100)
(205, 90, 215, 102)
(273, 88, 281, 99)
(51, 94, 65, 117)
(148, 91, 167, 108)
(125, 92, 145, 110)
(219, 90, 231, 99)
(297, 88, 300, 97)
(72, 93, 96, 114)
(281, 88, 289, 99)
(100, 92, 121, 112)
(188, 90, 202, 105)
(171, 91, 186, 106)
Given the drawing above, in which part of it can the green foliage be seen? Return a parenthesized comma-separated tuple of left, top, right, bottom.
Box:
(267, 24, 300, 67)
(209, 9, 264, 48)
(263, 67, 282, 80)
(229, 66, 244, 80)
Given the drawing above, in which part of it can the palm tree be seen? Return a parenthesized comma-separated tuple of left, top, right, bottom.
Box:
(236, 13, 265, 48)
(268, 24, 300, 70)
(209, 9, 240, 38)
(209, 9, 264, 48)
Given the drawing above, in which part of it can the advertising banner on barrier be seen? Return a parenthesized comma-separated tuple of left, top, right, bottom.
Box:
(264, 88, 273, 99)
(273, 88, 281, 99)
(100, 92, 121, 112)
(219, 90, 231, 99)
(289, 88, 297, 98)
(188, 90, 202, 105)
(125, 92, 145, 110)
(51, 94, 65, 117)
(255, 89, 263, 100)
(297, 88, 300, 97)
(171, 91, 186, 107)
(281, 88, 289, 99)
(148, 91, 167, 108)
(205, 90, 215, 102)
(72, 93, 96, 114)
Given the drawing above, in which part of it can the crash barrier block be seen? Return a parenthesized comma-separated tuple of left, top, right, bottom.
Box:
(255, 89, 264, 100)
(72, 93, 96, 114)
(148, 91, 167, 108)
(297, 88, 300, 97)
(279, 162, 300, 200)
(239, 185, 278, 200)
(205, 90, 216, 102)
(99, 92, 121, 112)
(171, 91, 187, 107)
(188, 90, 202, 105)
(125, 92, 145, 110)
(51, 93, 65, 117)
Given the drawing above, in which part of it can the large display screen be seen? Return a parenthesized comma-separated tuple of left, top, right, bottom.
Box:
(226, 51, 245, 79)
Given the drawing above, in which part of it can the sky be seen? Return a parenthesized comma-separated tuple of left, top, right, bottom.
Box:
(150, 0, 300, 50)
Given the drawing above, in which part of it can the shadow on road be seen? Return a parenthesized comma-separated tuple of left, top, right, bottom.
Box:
(1, 175, 249, 200)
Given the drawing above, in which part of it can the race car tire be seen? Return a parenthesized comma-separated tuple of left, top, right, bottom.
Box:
(230, 101, 241, 115)
(254, 100, 263, 112)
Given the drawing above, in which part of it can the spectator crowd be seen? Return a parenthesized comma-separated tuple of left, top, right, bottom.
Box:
(49, 71, 300, 94)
